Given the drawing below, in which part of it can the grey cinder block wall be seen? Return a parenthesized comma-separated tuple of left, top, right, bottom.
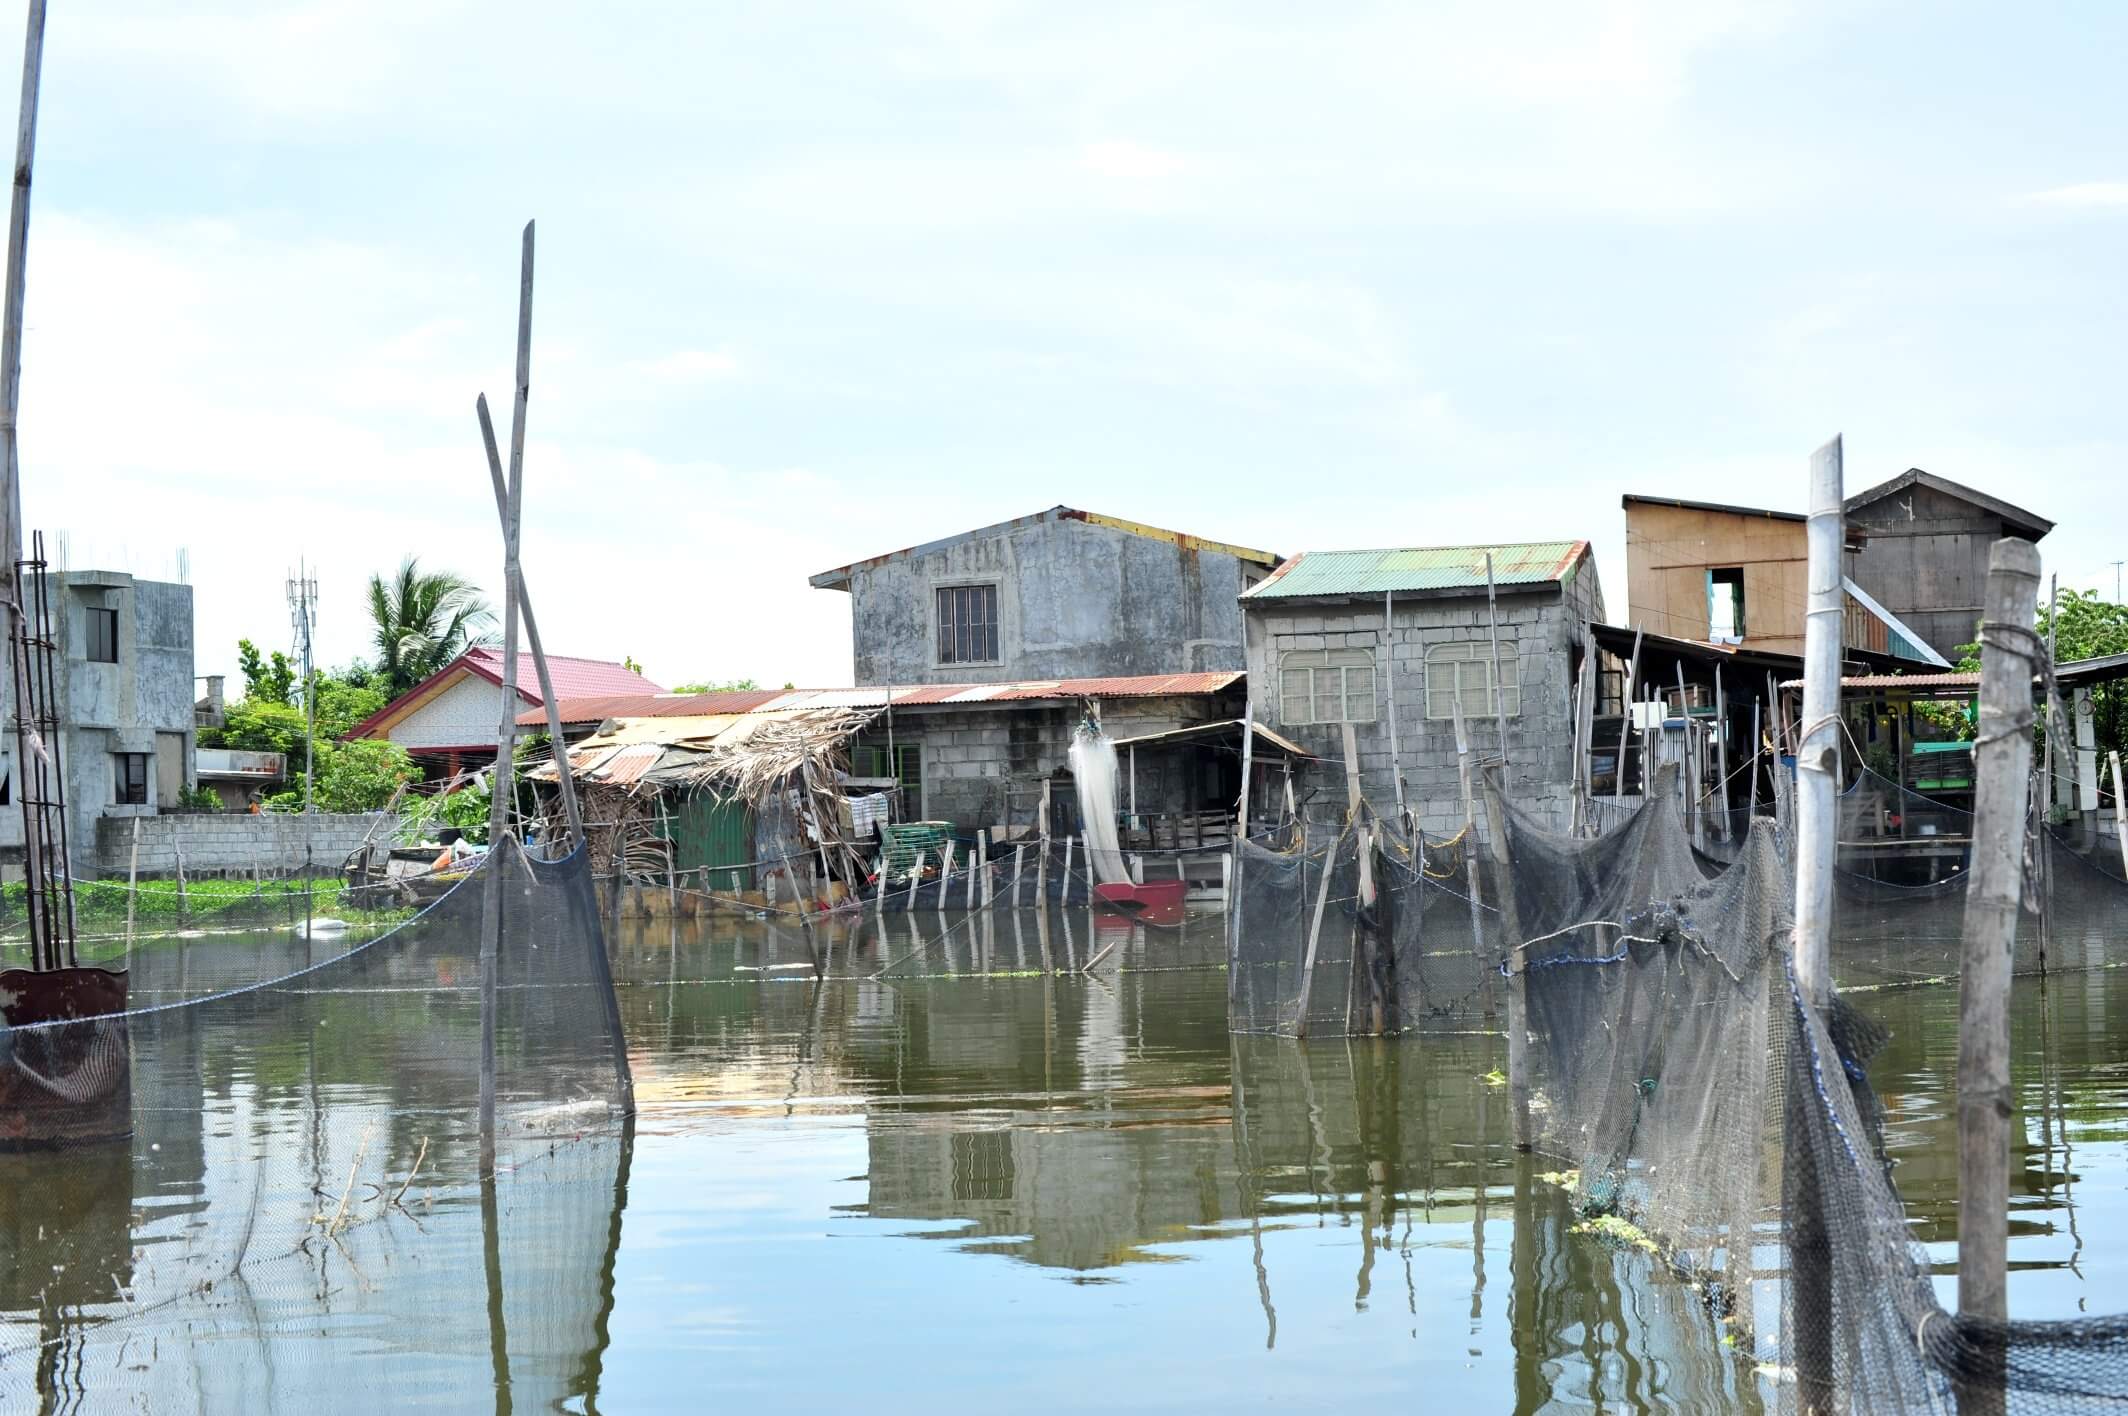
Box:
(92, 812, 391, 879)
(1243, 556, 1605, 837)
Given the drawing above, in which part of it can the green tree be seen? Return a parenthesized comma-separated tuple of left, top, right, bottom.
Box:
(237, 638, 297, 705)
(367, 556, 492, 699)
(311, 739, 418, 812)
(672, 677, 758, 694)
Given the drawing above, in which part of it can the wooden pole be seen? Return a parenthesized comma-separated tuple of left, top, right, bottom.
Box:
(0, 0, 42, 619)
(123, 813, 138, 953)
(1713, 665, 1731, 843)
(1569, 625, 1595, 834)
(936, 843, 955, 918)
(904, 849, 925, 913)
(2046, 573, 2061, 822)
(1229, 702, 1255, 1012)
(1383, 591, 1407, 819)
(174, 833, 187, 930)
(1748, 698, 1763, 822)
(476, 394, 583, 855)
(1037, 780, 1052, 905)
(1613, 627, 1643, 802)
(1794, 435, 1844, 1008)
(2111, 752, 2128, 881)
(978, 829, 992, 909)
(1013, 843, 1026, 908)
(1451, 695, 1490, 1017)
(1484, 553, 1511, 770)
(965, 836, 978, 911)
(874, 856, 887, 916)
(1061, 833, 1075, 907)
(1956, 537, 2042, 1389)
(1292, 823, 1347, 1038)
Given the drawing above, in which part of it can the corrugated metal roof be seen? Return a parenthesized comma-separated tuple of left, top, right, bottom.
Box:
(521, 672, 1243, 727)
(1777, 673, 1981, 690)
(1242, 541, 1588, 600)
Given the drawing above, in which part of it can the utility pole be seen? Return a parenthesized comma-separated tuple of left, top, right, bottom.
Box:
(2112, 560, 2123, 604)
(287, 562, 318, 815)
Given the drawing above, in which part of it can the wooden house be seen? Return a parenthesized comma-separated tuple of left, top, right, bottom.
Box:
(1844, 468, 2054, 663)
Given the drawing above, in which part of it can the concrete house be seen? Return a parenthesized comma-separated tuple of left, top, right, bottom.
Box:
(1843, 468, 2054, 662)
(0, 569, 196, 875)
(1240, 542, 1605, 835)
(810, 507, 1282, 686)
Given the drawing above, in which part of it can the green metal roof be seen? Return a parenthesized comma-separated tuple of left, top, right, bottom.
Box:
(1241, 541, 1589, 600)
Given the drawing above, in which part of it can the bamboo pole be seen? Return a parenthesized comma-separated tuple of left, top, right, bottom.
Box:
(1956, 537, 2042, 1397)
(1484, 553, 1511, 769)
(874, 856, 887, 916)
(1613, 627, 1643, 802)
(1790, 435, 1844, 1415)
(476, 394, 583, 855)
(978, 829, 992, 909)
(1013, 843, 1026, 908)
(174, 834, 187, 930)
(1038, 779, 1052, 903)
(1383, 592, 1406, 819)
(965, 835, 978, 911)
(1291, 822, 1347, 1038)
(936, 843, 955, 918)
(1748, 698, 1763, 822)
(1229, 702, 1255, 1011)
(1794, 434, 1844, 1007)
(904, 849, 925, 913)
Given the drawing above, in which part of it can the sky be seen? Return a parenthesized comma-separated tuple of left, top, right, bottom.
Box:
(13, 0, 2127, 691)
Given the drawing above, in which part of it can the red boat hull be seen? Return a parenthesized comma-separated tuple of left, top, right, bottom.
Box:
(1091, 879, 1188, 927)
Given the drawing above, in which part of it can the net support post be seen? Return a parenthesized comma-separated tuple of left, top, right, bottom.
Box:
(1614, 626, 1643, 803)
(2110, 752, 2128, 882)
(1955, 537, 2042, 1407)
(1451, 694, 1491, 1021)
(1228, 702, 1254, 1016)
(1790, 435, 1844, 1412)
(1471, 741, 1531, 1152)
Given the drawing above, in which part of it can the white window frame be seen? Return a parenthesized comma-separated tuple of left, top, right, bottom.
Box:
(1423, 641, 1521, 721)
(1278, 647, 1377, 726)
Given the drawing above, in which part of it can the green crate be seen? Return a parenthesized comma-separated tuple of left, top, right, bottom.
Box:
(879, 822, 953, 881)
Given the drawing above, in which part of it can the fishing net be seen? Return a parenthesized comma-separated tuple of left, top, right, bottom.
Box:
(0, 839, 634, 1412)
(1492, 766, 2128, 1413)
(1229, 817, 1434, 1036)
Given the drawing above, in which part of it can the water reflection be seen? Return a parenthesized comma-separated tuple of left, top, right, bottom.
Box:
(6, 906, 2128, 1412)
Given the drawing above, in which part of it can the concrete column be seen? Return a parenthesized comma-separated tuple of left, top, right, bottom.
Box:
(2076, 686, 2100, 819)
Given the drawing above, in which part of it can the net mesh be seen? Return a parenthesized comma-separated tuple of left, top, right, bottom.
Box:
(0, 840, 632, 1411)
(1485, 768, 2128, 1413)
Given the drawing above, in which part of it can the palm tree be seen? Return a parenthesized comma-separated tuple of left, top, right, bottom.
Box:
(367, 556, 494, 698)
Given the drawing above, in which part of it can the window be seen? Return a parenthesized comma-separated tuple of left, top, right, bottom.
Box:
(1279, 647, 1376, 725)
(114, 752, 149, 805)
(936, 585, 999, 665)
(1708, 568, 1746, 641)
(850, 739, 922, 798)
(1424, 642, 1521, 721)
(86, 606, 118, 663)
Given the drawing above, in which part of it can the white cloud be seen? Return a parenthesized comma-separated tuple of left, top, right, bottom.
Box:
(628, 348, 741, 384)
(2020, 181, 2128, 208)
(1078, 141, 1186, 180)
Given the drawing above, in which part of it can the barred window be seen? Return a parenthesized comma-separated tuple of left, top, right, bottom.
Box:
(1278, 647, 1376, 725)
(936, 585, 999, 665)
(1424, 641, 1520, 721)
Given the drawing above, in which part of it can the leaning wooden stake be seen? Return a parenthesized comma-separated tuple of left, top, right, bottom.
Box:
(1956, 538, 2042, 1395)
(477, 394, 584, 854)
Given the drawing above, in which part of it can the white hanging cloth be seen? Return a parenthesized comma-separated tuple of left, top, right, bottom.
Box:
(1068, 720, 1132, 887)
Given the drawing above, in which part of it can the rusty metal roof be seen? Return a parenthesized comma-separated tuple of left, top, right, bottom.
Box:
(1242, 541, 1590, 601)
(521, 671, 1244, 728)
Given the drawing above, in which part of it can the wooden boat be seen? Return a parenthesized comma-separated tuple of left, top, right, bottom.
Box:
(1090, 878, 1188, 927)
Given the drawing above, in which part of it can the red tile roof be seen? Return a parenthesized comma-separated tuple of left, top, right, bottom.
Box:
(351, 648, 664, 739)
(521, 671, 1244, 727)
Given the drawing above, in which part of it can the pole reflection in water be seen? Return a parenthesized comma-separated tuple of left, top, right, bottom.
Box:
(11, 904, 2128, 1412)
